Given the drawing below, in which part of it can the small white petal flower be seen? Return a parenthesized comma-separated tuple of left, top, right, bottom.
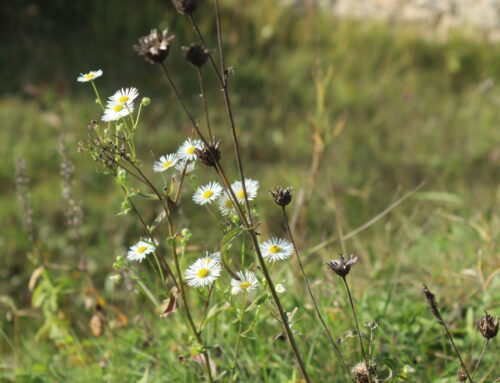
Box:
(175, 159, 196, 174)
(127, 238, 158, 262)
(177, 138, 203, 161)
(153, 153, 179, 172)
(195, 251, 221, 265)
(217, 193, 237, 216)
(77, 69, 103, 82)
(108, 87, 139, 105)
(185, 259, 222, 288)
(275, 283, 286, 293)
(193, 181, 223, 205)
(101, 101, 134, 122)
(260, 237, 294, 262)
(231, 270, 258, 295)
(231, 178, 259, 203)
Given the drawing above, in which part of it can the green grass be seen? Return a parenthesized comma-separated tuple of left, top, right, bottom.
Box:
(1, 1, 499, 382)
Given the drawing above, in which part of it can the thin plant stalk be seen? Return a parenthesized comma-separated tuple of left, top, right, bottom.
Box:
(423, 285, 474, 383)
(90, 81, 105, 111)
(196, 67, 214, 142)
(188, 13, 253, 225)
(341, 276, 373, 383)
(442, 321, 474, 383)
(471, 340, 489, 377)
(282, 207, 352, 380)
(229, 293, 247, 382)
(106, 149, 214, 383)
(159, 62, 312, 383)
(333, 199, 373, 382)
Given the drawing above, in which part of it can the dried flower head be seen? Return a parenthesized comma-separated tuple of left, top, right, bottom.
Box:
(183, 43, 209, 67)
(194, 140, 221, 167)
(134, 29, 175, 64)
(270, 186, 293, 207)
(478, 310, 499, 340)
(326, 254, 358, 278)
(422, 284, 444, 325)
(171, 0, 201, 14)
(457, 368, 467, 382)
(351, 362, 369, 383)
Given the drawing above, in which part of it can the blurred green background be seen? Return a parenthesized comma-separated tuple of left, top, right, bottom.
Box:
(1, 0, 499, 381)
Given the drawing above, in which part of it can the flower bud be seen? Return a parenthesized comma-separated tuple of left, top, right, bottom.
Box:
(183, 43, 209, 67)
(171, 0, 201, 14)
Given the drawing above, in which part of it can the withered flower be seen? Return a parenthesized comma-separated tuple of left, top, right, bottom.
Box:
(326, 254, 358, 278)
(457, 368, 467, 382)
(351, 362, 369, 383)
(478, 310, 499, 340)
(422, 284, 444, 325)
(194, 140, 221, 167)
(134, 29, 175, 64)
(171, 0, 201, 14)
(183, 43, 209, 67)
(270, 186, 293, 207)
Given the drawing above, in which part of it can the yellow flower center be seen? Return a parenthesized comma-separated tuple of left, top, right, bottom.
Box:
(197, 268, 209, 278)
(84, 73, 95, 80)
(187, 146, 196, 155)
(162, 161, 172, 169)
(202, 190, 214, 199)
(137, 246, 148, 254)
(118, 96, 129, 103)
(224, 199, 233, 209)
(114, 104, 124, 112)
(237, 190, 246, 199)
(269, 245, 281, 254)
(240, 281, 251, 290)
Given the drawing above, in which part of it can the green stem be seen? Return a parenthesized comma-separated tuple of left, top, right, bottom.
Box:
(229, 294, 246, 382)
(471, 340, 488, 377)
(91, 81, 105, 111)
(342, 276, 373, 383)
(159, 61, 311, 383)
(283, 208, 352, 380)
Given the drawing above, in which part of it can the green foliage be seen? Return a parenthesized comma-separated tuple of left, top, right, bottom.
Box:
(1, 1, 499, 382)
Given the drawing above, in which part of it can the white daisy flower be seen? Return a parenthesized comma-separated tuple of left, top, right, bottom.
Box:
(260, 237, 294, 262)
(192, 181, 223, 205)
(153, 153, 179, 172)
(231, 270, 258, 295)
(231, 178, 259, 203)
(217, 193, 237, 216)
(101, 101, 134, 122)
(108, 87, 139, 106)
(185, 259, 222, 288)
(77, 69, 103, 82)
(195, 251, 221, 265)
(177, 138, 203, 162)
(127, 238, 158, 262)
(175, 159, 196, 174)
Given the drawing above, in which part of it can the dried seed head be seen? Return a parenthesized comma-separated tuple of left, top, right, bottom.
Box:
(134, 29, 175, 64)
(171, 0, 201, 14)
(351, 362, 369, 383)
(183, 43, 209, 67)
(270, 186, 293, 207)
(194, 140, 221, 167)
(422, 284, 444, 325)
(326, 254, 358, 278)
(457, 368, 467, 382)
(478, 310, 499, 340)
